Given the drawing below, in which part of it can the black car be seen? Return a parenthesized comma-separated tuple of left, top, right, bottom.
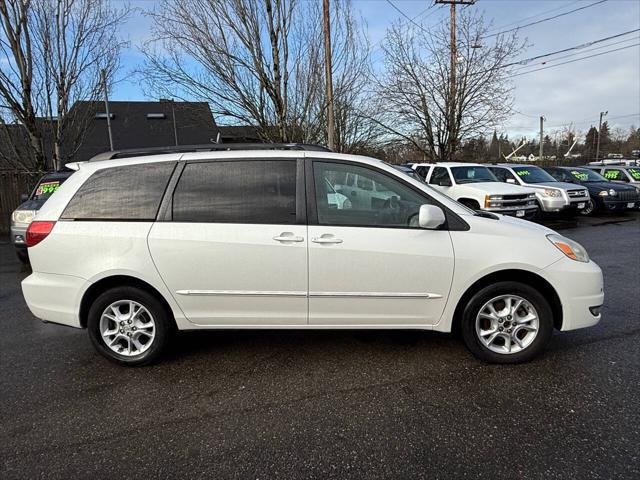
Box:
(543, 166, 639, 216)
(10, 170, 73, 264)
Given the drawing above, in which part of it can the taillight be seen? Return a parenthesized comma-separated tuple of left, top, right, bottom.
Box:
(25, 221, 56, 247)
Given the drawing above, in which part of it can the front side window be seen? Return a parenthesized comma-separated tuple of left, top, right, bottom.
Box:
(314, 162, 428, 228)
(450, 166, 497, 184)
(172, 160, 297, 224)
(62, 162, 176, 220)
(429, 167, 452, 186)
(415, 166, 431, 180)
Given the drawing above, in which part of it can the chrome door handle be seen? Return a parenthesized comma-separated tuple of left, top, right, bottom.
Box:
(273, 233, 304, 243)
(312, 236, 343, 244)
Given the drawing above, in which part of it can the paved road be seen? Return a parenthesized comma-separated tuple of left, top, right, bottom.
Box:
(1, 214, 639, 479)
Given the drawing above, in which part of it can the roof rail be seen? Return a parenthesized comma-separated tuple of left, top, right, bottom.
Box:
(88, 143, 331, 162)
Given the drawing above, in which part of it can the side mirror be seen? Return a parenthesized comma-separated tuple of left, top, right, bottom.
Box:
(20, 194, 28, 202)
(506, 178, 516, 184)
(418, 204, 446, 229)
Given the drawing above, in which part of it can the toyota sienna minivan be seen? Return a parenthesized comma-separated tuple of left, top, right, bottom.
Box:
(21, 144, 604, 366)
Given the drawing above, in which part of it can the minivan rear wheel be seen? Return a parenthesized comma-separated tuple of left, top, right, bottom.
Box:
(461, 281, 553, 363)
(87, 286, 172, 366)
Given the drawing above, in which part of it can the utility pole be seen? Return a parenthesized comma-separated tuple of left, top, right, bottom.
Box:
(539, 116, 545, 162)
(435, 1, 475, 160)
(323, 0, 335, 151)
(101, 69, 114, 151)
(595, 110, 608, 162)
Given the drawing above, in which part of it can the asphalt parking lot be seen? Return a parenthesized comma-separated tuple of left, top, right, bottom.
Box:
(1, 213, 639, 479)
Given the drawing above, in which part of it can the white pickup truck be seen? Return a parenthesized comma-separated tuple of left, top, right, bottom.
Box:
(413, 162, 539, 219)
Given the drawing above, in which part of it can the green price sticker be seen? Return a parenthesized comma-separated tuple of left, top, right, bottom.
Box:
(35, 181, 60, 196)
(570, 171, 588, 181)
(516, 170, 529, 176)
(604, 171, 620, 180)
(628, 169, 640, 180)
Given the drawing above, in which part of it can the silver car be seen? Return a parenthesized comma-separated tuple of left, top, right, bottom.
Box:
(488, 164, 590, 214)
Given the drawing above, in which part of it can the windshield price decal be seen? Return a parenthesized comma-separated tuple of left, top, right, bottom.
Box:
(570, 171, 588, 181)
(603, 171, 621, 180)
(516, 170, 530, 176)
(35, 181, 60, 196)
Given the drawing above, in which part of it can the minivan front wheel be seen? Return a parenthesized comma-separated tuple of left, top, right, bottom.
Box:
(87, 287, 172, 366)
(461, 282, 553, 363)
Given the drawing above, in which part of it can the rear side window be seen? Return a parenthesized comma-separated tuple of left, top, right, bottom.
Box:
(61, 162, 176, 220)
(172, 160, 297, 224)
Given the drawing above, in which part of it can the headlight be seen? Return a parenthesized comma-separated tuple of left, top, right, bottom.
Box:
(608, 189, 617, 196)
(11, 210, 36, 226)
(547, 234, 589, 263)
(540, 189, 561, 198)
(489, 195, 503, 200)
(597, 190, 608, 197)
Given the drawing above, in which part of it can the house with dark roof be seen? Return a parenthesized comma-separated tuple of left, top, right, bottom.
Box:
(1, 100, 263, 170)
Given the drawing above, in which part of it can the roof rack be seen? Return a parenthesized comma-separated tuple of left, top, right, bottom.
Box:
(88, 143, 331, 162)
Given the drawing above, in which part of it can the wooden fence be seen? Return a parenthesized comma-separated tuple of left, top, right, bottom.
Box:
(0, 171, 41, 237)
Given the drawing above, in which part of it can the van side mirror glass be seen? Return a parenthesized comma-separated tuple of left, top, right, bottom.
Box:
(418, 204, 446, 229)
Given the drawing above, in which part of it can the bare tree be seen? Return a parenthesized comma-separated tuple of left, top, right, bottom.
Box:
(0, 0, 129, 171)
(375, 11, 526, 161)
(0, 0, 45, 169)
(141, 0, 378, 151)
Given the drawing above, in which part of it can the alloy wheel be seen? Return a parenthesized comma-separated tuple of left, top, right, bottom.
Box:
(99, 300, 156, 357)
(475, 295, 539, 354)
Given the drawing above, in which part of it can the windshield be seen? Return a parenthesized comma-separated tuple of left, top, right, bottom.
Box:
(568, 168, 607, 182)
(512, 166, 556, 183)
(451, 166, 497, 184)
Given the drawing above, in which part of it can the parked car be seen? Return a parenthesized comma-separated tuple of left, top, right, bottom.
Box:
(418, 162, 538, 219)
(487, 164, 589, 215)
(584, 165, 640, 192)
(22, 145, 603, 366)
(543, 167, 639, 215)
(10, 170, 73, 264)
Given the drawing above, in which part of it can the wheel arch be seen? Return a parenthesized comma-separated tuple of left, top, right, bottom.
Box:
(79, 275, 176, 329)
(451, 269, 563, 334)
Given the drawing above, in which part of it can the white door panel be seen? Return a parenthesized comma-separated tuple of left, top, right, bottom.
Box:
(308, 226, 454, 326)
(148, 223, 308, 325)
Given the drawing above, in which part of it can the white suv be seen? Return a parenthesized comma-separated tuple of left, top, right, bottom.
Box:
(21, 145, 604, 365)
(413, 162, 539, 219)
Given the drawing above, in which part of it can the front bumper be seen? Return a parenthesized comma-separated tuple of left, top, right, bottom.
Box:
(10, 224, 28, 246)
(485, 206, 538, 219)
(602, 198, 639, 211)
(22, 272, 85, 328)
(537, 196, 569, 212)
(544, 257, 604, 331)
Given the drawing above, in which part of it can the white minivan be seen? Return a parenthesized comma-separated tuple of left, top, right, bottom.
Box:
(22, 145, 604, 366)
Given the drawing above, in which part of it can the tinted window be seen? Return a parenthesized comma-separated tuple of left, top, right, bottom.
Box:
(450, 166, 497, 184)
(315, 162, 428, 228)
(62, 162, 175, 220)
(415, 166, 431, 180)
(172, 160, 297, 224)
(429, 167, 451, 186)
(627, 168, 640, 181)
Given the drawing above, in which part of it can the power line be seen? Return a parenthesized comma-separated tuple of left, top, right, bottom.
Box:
(486, 0, 582, 34)
(511, 43, 639, 77)
(513, 35, 639, 71)
(482, 0, 609, 39)
(385, 0, 431, 34)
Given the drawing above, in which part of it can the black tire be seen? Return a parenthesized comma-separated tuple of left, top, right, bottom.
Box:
(579, 199, 596, 216)
(16, 248, 29, 265)
(87, 286, 173, 366)
(461, 281, 554, 364)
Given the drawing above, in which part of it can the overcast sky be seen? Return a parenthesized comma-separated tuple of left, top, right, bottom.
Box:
(115, 0, 640, 141)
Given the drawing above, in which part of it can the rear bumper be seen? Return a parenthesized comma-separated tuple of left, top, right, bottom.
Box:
(544, 257, 604, 331)
(22, 272, 84, 328)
